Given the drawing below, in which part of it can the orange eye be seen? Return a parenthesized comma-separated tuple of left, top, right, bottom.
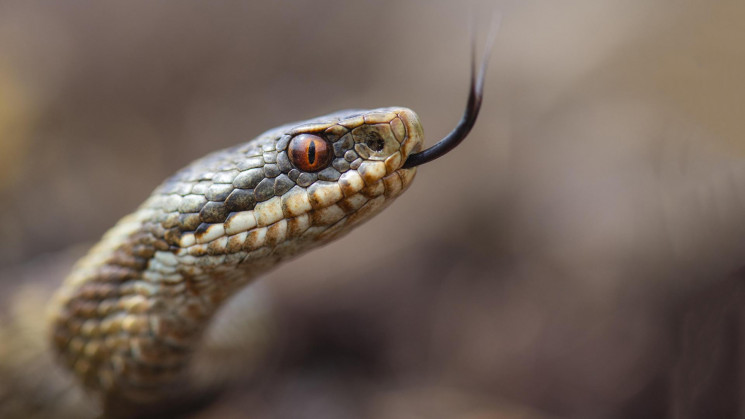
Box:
(288, 134, 332, 172)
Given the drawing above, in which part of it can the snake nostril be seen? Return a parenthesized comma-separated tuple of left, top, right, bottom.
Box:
(365, 132, 385, 152)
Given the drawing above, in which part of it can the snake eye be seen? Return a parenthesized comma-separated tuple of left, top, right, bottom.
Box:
(288, 134, 332, 172)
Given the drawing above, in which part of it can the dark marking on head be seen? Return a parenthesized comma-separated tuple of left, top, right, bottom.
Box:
(225, 189, 256, 212)
(200, 202, 230, 223)
(179, 213, 202, 231)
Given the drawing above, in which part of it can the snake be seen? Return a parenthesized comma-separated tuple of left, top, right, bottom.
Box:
(6, 32, 495, 418)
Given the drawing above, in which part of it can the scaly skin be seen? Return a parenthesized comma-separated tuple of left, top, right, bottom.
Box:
(48, 107, 423, 416)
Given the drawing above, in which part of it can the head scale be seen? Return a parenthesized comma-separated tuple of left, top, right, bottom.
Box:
(159, 107, 425, 273)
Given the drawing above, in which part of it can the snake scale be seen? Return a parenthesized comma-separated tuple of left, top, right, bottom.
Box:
(5, 30, 494, 418)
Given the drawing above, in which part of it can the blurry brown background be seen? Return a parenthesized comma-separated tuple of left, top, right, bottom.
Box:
(2, 1, 745, 418)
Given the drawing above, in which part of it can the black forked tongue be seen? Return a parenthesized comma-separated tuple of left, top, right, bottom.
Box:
(402, 17, 499, 169)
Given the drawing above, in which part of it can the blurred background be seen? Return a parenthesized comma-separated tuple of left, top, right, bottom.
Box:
(2, 1, 745, 417)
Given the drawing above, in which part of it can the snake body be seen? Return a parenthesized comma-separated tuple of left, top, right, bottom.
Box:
(47, 107, 423, 415)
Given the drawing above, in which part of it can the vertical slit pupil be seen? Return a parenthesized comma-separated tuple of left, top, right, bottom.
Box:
(308, 140, 316, 165)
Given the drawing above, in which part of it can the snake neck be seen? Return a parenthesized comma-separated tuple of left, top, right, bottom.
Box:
(48, 205, 263, 406)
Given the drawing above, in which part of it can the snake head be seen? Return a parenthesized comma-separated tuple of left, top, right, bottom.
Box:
(268, 107, 424, 246)
(151, 22, 497, 260)
(148, 106, 426, 264)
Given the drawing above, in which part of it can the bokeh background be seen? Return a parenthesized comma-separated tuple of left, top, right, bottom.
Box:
(2, 1, 745, 417)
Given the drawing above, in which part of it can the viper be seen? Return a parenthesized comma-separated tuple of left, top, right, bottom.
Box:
(4, 27, 496, 418)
